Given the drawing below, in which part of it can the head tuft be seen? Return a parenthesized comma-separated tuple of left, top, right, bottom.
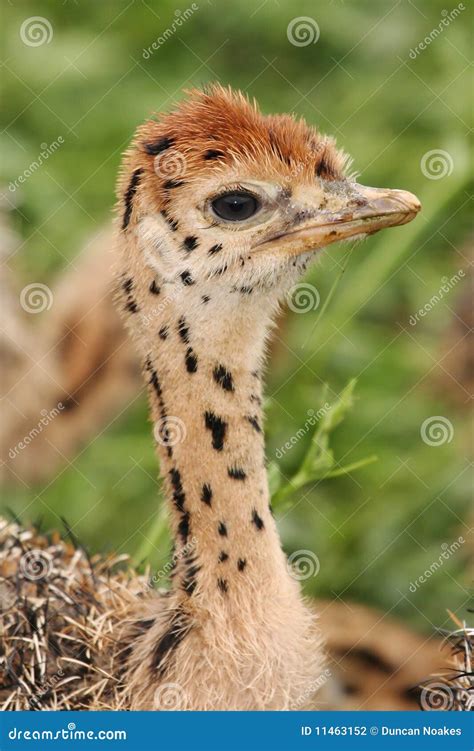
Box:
(119, 83, 350, 201)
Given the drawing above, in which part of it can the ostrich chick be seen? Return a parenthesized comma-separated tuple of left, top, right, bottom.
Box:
(115, 84, 421, 710)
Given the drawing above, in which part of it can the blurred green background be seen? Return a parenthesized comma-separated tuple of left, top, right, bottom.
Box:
(1, 0, 472, 631)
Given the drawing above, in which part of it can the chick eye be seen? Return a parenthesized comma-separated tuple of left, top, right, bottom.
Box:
(211, 192, 260, 222)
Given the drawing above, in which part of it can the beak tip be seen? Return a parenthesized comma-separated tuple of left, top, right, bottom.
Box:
(393, 189, 422, 215)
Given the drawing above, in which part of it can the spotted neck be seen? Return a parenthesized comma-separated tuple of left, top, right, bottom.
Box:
(119, 244, 299, 613)
(146, 302, 294, 608)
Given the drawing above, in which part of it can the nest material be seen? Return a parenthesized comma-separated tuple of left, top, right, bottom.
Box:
(419, 615, 474, 711)
(0, 518, 145, 710)
(1, 518, 470, 711)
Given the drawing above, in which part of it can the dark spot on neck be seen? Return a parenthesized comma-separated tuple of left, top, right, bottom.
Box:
(252, 509, 264, 530)
(237, 558, 247, 572)
(182, 559, 200, 595)
(169, 468, 185, 512)
(246, 415, 261, 433)
(201, 295, 210, 304)
(217, 578, 228, 593)
(218, 521, 227, 537)
(145, 357, 162, 398)
(204, 411, 227, 451)
(213, 365, 234, 392)
(177, 511, 190, 544)
(201, 483, 212, 506)
(149, 279, 160, 295)
(185, 348, 198, 373)
(228, 466, 246, 481)
(159, 325, 169, 340)
(218, 551, 229, 563)
(177, 317, 190, 344)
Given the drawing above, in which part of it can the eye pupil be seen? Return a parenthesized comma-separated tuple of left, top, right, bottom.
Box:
(212, 192, 259, 221)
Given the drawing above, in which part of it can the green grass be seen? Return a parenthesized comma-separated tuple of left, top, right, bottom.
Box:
(1, 0, 472, 632)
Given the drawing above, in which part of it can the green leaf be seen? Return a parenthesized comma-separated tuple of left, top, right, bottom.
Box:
(271, 379, 375, 512)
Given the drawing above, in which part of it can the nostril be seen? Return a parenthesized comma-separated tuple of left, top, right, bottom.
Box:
(293, 209, 312, 224)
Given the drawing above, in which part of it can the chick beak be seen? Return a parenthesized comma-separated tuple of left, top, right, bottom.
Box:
(256, 185, 421, 256)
